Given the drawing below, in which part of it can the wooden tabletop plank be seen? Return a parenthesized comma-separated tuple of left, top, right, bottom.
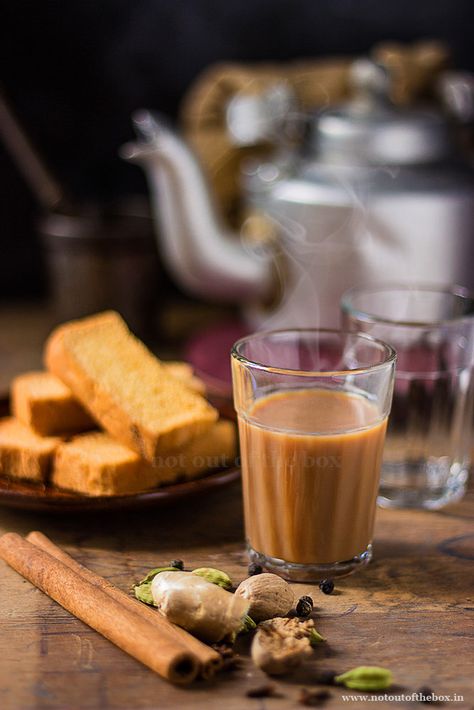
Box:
(0, 482, 473, 709)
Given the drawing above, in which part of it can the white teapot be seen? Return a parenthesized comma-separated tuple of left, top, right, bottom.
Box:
(122, 60, 474, 328)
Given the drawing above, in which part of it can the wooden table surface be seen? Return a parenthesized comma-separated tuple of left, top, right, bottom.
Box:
(0, 481, 473, 710)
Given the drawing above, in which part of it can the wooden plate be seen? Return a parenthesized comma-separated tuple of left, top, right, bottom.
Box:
(0, 467, 240, 513)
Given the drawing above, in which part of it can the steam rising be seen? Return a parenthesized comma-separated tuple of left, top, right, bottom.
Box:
(241, 162, 383, 332)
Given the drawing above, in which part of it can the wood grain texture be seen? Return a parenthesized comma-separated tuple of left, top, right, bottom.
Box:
(0, 482, 473, 710)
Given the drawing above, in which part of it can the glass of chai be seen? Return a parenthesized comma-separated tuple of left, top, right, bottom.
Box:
(231, 329, 396, 582)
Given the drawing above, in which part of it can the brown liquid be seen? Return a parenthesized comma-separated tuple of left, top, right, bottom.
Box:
(238, 389, 387, 565)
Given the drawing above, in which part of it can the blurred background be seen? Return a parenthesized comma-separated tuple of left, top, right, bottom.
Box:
(1, 0, 474, 397)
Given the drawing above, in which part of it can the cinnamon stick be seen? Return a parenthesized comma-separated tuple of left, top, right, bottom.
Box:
(26, 530, 221, 678)
(0, 533, 198, 685)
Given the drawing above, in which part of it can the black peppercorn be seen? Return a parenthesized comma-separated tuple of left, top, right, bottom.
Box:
(169, 559, 184, 570)
(296, 595, 314, 617)
(319, 579, 334, 595)
(248, 562, 263, 576)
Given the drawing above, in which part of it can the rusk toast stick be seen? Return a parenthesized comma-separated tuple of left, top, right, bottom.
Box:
(44, 311, 217, 461)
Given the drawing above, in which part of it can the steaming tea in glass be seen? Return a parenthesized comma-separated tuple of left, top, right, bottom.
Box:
(231, 330, 396, 581)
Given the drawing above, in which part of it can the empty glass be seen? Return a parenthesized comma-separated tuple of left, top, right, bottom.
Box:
(342, 285, 474, 509)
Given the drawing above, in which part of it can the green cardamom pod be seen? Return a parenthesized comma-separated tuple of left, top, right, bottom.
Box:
(309, 628, 325, 645)
(138, 566, 181, 585)
(191, 567, 233, 589)
(134, 566, 181, 606)
(134, 581, 155, 606)
(335, 666, 393, 691)
(240, 615, 257, 633)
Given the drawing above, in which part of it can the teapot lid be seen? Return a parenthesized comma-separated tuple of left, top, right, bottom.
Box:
(310, 60, 452, 165)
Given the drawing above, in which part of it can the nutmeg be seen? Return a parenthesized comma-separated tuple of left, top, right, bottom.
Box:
(234, 573, 295, 622)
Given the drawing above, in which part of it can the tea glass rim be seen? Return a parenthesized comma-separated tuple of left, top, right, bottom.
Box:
(231, 327, 396, 378)
(341, 283, 474, 329)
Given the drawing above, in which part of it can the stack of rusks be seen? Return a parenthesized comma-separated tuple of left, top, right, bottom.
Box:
(0, 312, 236, 496)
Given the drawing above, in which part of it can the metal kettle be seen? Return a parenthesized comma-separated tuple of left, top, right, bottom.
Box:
(122, 60, 474, 329)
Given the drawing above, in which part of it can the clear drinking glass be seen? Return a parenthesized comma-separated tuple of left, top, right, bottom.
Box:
(231, 329, 396, 582)
(341, 285, 474, 510)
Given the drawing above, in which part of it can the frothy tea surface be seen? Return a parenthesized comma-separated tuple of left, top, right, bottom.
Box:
(238, 388, 387, 565)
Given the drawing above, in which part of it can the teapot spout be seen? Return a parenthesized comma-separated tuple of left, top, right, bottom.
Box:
(121, 110, 273, 302)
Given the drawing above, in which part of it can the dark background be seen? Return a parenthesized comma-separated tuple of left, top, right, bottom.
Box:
(1, 0, 473, 298)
